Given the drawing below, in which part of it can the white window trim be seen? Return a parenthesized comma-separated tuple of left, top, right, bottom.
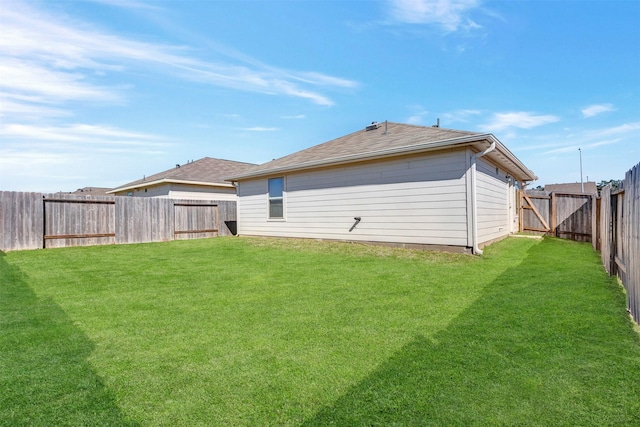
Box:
(267, 176, 286, 221)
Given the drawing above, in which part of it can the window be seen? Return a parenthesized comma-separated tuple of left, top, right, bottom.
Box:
(268, 177, 284, 218)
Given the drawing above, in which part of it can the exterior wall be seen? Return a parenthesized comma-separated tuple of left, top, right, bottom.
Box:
(237, 149, 470, 247)
(168, 184, 236, 201)
(475, 156, 511, 244)
(112, 183, 237, 200)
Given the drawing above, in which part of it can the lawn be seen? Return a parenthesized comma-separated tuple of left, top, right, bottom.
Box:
(1, 236, 639, 426)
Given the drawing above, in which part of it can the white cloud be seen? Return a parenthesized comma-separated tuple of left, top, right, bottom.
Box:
(0, 98, 71, 119)
(589, 122, 640, 137)
(534, 122, 640, 155)
(405, 107, 430, 125)
(0, 59, 122, 107)
(389, 0, 482, 31)
(83, 0, 164, 12)
(0, 123, 166, 145)
(406, 114, 426, 125)
(0, 0, 358, 110)
(0, 121, 171, 191)
(281, 114, 306, 119)
(243, 127, 279, 132)
(479, 112, 560, 132)
(441, 109, 481, 124)
(544, 139, 621, 155)
(581, 103, 615, 118)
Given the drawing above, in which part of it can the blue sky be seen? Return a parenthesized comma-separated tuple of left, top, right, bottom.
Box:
(1, 0, 639, 192)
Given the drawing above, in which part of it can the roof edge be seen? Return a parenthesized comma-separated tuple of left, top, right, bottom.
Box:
(227, 134, 494, 181)
(227, 133, 537, 182)
(490, 138, 538, 182)
(107, 178, 235, 194)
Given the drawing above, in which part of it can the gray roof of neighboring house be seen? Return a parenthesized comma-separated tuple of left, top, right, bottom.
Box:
(55, 187, 113, 195)
(227, 122, 537, 182)
(72, 187, 112, 195)
(545, 182, 598, 194)
(109, 157, 256, 193)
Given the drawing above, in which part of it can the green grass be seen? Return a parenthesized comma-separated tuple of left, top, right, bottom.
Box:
(1, 236, 639, 426)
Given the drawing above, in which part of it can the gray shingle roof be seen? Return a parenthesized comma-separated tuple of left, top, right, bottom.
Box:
(110, 157, 256, 192)
(229, 122, 478, 178)
(227, 122, 536, 182)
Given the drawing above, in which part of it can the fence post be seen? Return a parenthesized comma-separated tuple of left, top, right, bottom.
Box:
(516, 190, 524, 233)
(591, 194, 597, 250)
(610, 193, 618, 276)
(550, 192, 557, 237)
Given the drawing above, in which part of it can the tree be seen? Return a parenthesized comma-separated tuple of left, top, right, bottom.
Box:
(597, 179, 621, 191)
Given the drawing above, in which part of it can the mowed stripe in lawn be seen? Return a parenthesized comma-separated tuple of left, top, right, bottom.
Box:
(1, 237, 639, 426)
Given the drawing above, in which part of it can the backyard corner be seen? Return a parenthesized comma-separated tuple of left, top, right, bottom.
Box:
(1, 236, 639, 426)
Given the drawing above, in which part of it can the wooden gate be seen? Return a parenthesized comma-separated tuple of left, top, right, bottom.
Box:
(519, 191, 596, 244)
(520, 192, 550, 234)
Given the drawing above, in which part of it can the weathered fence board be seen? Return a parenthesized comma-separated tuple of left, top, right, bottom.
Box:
(0, 192, 44, 251)
(554, 193, 594, 244)
(116, 197, 174, 244)
(0, 192, 237, 251)
(620, 164, 639, 322)
(520, 191, 594, 244)
(174, 202, 219, 240)
(599, 162, 640, 324)
(44, 196, 116, 248)
(600, 185, 613, 274)
(219, 200, 237, 236)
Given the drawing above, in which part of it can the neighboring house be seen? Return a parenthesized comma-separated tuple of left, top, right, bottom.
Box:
(227, 122, 537, 254)
(55, 187, 112, 196)
(109, 157, 256, 200)
(545, 182, 597, 194)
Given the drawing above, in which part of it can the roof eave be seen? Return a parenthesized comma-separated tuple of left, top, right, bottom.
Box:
(227, 134, 493, 181)
(227, 133, 536, 182)
(489, 138, 538, 182)
(107, 178, 235, 194)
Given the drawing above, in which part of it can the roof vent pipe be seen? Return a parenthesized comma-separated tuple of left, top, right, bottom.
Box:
(384, 120, 388, 134)
(432, 118, 440, 128)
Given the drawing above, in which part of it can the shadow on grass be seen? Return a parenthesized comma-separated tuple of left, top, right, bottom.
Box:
(0, 252, 138, 426)
(302, 238, 640, 426)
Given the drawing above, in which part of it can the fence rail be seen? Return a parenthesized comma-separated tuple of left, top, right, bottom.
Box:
(0, 192, 236, 251)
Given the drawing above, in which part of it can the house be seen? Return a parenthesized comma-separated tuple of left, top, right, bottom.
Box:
(108, 157, 256, 200)
(227, 122, 537, 254)
(55, 187, 112, 196)
(545, 182, 597, 194)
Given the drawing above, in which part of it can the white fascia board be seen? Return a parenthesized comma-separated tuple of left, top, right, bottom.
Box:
(107, 179, 235, 194)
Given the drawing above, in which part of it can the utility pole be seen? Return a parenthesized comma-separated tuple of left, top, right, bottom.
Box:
(579, 148, 584, 192)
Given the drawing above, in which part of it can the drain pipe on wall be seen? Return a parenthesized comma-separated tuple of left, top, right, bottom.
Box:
(470, 139, 496, 255)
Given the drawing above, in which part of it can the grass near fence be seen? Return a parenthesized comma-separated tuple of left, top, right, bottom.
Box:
(1, 236, 639, 426)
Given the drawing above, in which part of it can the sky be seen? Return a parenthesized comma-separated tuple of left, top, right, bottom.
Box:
(1, 0, 639, 192)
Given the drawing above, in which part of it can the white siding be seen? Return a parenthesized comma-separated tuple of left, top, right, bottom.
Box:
(113, 183, 237, 200)
(237, 149, 470, 247)
(475, 157, 510, 243)
(168, 184, 236, 201)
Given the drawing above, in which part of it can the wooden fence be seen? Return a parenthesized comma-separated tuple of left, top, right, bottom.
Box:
(599, 163, 639, 323)
(519, 190, 597, 247)
(0, 192, 237, 251)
